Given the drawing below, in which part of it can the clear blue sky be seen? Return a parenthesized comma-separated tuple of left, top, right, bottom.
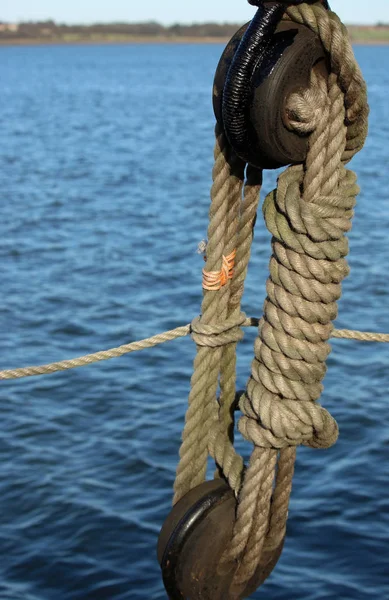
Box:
(2, 0, 388, 25)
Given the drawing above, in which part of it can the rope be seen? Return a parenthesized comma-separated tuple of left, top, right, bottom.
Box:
(223, 4, 369, 592)
(331, 329, 389, 342)
(208, 165, 263, 494)
(0, 323, 388, 381)
(171, 3, 369, 598)
(0, 326, 192, 380)
(173, 124, 246, 502)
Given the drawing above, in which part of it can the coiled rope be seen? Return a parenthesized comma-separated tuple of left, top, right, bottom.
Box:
(172, 3, 370, 596)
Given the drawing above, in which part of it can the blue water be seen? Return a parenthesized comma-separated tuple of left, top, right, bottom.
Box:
(0, 41, 388, 600)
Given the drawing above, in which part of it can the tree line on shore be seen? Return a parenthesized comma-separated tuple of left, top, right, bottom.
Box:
(0, 20, 245, 40)
(0, 20, 388, 42)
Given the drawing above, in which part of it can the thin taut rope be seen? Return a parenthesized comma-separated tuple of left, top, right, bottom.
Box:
(0, 324, 388, 381)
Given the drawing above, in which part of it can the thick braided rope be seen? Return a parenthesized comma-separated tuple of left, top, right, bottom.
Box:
(173, 125, 246, 503)
(208, 165, 263, 494)
(223, 5, 369, 594)
(285, 4, 369, 163)
(190, 146, 246, 491)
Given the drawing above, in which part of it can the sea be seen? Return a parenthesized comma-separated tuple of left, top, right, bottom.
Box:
(0, 41, 388, 600)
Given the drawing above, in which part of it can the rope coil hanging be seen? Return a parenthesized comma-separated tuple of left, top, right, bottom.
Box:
(0, 3, 377, 597)
(167, 2, 369, 598)
(0, 3, 384, 598)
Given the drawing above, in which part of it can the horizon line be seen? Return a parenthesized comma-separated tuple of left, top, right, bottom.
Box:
(1, 18, 388, 27)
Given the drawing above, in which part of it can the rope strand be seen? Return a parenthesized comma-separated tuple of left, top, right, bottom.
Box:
(0, 324, 387, 381)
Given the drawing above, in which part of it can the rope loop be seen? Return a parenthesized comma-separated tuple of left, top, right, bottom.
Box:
(284, 67, 327, 132)
(285, 3, 369, 162)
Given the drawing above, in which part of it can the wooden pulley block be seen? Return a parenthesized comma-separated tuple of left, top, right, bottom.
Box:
(157, 480, 284, 599)
(213, 3, 330, 169)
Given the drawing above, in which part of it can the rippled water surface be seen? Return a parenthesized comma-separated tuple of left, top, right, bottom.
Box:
(1, 42, 389, 599)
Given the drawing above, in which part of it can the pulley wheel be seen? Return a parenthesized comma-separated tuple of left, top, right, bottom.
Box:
(158, 479, 284, 599)
(213, 19, 329, 168)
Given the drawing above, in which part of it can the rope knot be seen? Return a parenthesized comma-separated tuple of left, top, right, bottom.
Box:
(239, 381, 339, 450)
(190, 312, 247, 348)
(263, 165, 359, 261)
(273, 165, 358, 243)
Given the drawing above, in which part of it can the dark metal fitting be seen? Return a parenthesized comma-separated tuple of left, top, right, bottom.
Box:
(213, 1, 330, 169)
(158, 480, 284, 599)
(248, 0, 330, 8)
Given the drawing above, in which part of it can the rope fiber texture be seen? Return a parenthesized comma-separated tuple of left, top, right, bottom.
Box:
(173, 3, 369, 598)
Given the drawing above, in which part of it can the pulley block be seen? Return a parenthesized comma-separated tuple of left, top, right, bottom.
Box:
(158, 480, 284, 600)
(213, 2, 329, 169)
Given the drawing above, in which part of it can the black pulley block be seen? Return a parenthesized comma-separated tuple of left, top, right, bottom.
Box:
(248, 0, 330, 8)
(213, 3, 329, 169)
(158, 480, 284, 600)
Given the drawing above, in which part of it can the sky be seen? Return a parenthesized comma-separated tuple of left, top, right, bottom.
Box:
(1, 0, 388, 26)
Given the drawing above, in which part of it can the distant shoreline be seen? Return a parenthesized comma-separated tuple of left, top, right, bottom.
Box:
(1, 36, 389, 47)
(1, 20, 388, 47)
